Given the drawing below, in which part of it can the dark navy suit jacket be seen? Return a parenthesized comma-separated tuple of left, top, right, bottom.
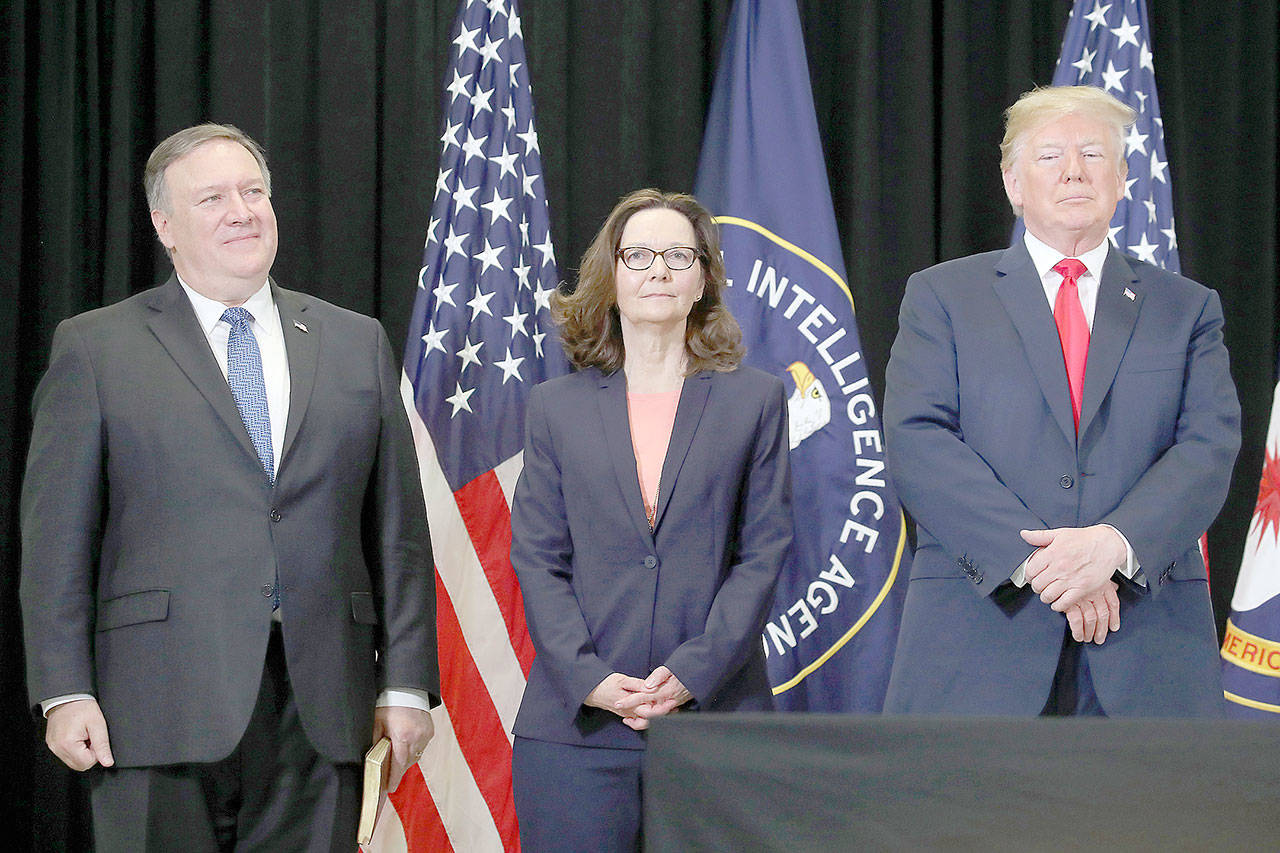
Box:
(882, 242, 1240, 716)
(510, 365, 793, 748)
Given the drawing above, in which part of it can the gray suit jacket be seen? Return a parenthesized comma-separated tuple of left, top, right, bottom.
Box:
(510, 365, 793, 748)
(21, 275, 436, 765)
(882, 243, 1240, 716)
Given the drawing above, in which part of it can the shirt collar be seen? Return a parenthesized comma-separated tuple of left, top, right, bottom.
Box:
(1022, 229, 1110, 284)
(177, 275, 276, 336)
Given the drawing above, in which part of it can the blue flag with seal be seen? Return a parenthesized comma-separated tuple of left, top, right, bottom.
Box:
(694, 0, 908, 711)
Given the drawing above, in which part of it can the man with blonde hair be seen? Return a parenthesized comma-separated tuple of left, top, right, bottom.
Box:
(883, 86, 1240, 716)
(22, 123, 437, 848)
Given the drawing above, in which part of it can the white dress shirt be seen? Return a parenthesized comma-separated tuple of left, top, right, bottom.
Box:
(1022, 229, 1109, 329)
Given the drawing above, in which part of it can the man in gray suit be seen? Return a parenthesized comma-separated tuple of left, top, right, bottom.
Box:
(21, 123, 437, 849)
(883, 86, 1239, 717)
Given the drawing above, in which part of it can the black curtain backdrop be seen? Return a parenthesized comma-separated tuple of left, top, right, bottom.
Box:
(2, 1, 1276, 847)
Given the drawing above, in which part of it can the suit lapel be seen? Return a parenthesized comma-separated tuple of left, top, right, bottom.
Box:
(596, 369, 656, 544)
(145, 275, 261, 465)
(651, 372, 712, 531)
(1078, 250, 1142, 439)
(992, 244, 1077, 448)
(273, 283, 319, 468)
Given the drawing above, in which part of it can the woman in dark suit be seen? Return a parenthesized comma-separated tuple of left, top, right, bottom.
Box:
(509, 188, 794, 851)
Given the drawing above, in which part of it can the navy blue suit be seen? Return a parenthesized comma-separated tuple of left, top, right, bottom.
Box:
(882, 242, 1239, 716)
(509, 364, 792, 850)
(511, 364, 792, 744)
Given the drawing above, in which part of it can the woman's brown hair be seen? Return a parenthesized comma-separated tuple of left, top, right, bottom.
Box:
(552, 188, 743, 374)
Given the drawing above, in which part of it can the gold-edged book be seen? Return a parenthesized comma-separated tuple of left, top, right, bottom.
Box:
(357, 736, 392, 846)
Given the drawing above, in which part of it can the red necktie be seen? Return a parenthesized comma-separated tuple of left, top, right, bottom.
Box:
(1052, 258, 1090, 433)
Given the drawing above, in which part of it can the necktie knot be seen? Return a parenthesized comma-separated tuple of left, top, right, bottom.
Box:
(1053, 258, 1087, 284)
(221, 306, 254, 328)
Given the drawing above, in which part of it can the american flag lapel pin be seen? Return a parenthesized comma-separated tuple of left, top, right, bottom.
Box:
(294, 320, 308, 333)
(1123, 288, 1136, 301)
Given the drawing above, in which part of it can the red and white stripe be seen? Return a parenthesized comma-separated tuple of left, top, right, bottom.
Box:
(366, 376, 532, 851)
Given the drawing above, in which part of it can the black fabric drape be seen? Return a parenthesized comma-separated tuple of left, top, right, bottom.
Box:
(2, 1, 1276, 848)
(646, 714, 1280, 848)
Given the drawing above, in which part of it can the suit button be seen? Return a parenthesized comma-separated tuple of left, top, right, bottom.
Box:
(270, 509, 282, 522)
(1059, 474, 1074, 489)
(643, 555, 658, 569)
(261, 584, 274, 598)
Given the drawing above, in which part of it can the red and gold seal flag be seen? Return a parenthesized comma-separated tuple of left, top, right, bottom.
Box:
(1222, 376, 1280, 717)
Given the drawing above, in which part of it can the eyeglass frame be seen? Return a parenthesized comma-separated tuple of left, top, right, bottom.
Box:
(614, 245, 704, 272)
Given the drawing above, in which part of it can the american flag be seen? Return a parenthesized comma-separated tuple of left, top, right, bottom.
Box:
(377, 0, 567, 849)
(1051, 0, 1180, 271)
(1046, 0, 1211, 571)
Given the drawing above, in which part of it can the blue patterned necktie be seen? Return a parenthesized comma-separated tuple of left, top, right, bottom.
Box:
(221, 307, 275, 483)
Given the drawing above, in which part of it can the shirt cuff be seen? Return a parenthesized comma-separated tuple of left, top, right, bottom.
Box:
(1011, 551, 1036, 587)
(41, 693, 95, 717)
(376, 688, 433, 712)
(1100, 523, 1145, 586)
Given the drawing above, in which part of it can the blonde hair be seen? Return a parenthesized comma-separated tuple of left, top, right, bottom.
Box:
(553, 188, 743, 374)
(1000, 86, 1134, 214)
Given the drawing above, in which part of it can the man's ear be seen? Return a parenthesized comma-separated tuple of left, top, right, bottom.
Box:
(151, 208, 173, 251)
(1001, 167, 1022, 210)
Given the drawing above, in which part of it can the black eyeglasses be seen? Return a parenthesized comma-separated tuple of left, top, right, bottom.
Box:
(615, 246, 702, 271)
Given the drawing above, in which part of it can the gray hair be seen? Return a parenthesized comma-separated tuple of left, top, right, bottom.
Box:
(144, 123, 271, 212)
